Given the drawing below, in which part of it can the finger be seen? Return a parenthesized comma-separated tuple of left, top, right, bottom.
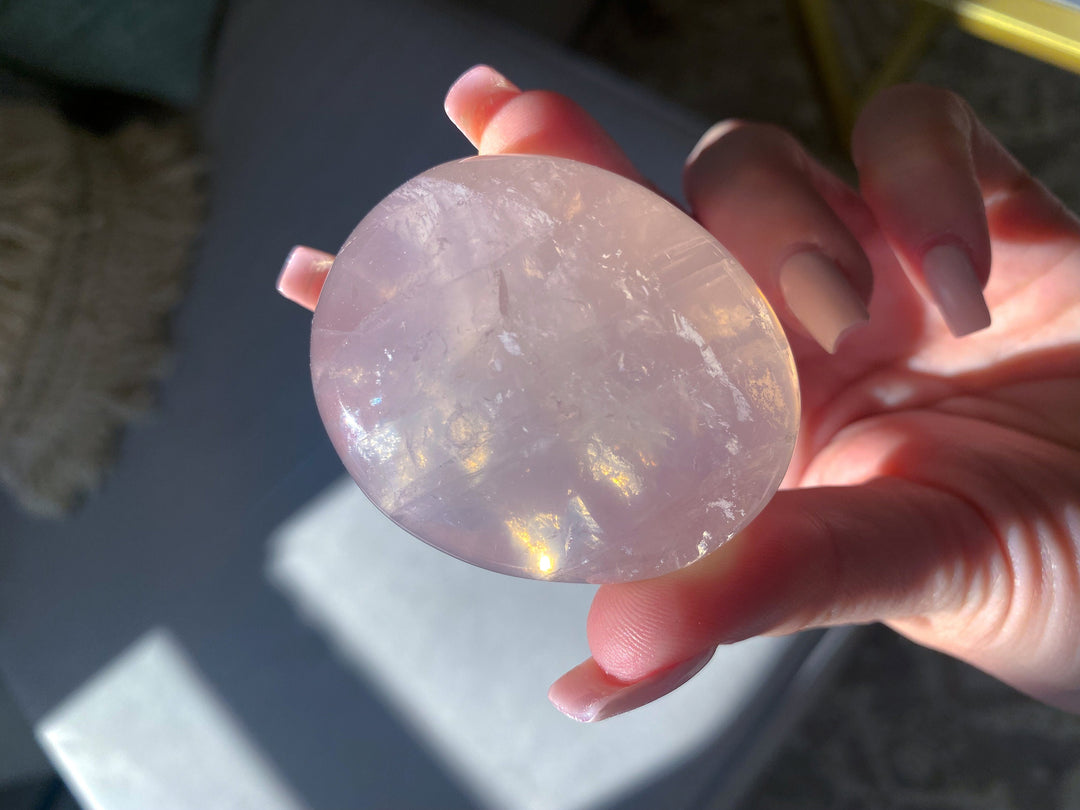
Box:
(277, 245, 335, 311)
(278, 68, 646, 311)
(547, 649, 714, 723)
(443, 64, 522, 149)
(444, 64, 645, 183)
(852, 84, 1002, 337)
(547, 477, 989, 720)
(684, 121, 872, 354)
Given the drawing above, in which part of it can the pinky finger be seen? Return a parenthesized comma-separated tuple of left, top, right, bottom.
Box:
(277, 245, 334, 311)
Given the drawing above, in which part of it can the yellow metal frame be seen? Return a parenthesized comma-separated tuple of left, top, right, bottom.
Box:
(794, 0, 1080, 143)
(932, 0, 1080, 74)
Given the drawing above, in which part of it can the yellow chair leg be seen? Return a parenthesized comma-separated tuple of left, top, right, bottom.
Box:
(791, 0, 858, 142)
(925, 0, 1080, 76)
(791, 0, 947, 145)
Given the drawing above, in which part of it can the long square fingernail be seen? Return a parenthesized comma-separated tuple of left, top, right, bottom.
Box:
(547, 650, 714, 723)
(779, 251, 869, 353)
(277, 245, 335, 311)
(922, 243, 991, 337)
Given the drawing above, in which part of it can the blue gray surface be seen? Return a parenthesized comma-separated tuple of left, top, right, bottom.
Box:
(0, 1, 844, 807)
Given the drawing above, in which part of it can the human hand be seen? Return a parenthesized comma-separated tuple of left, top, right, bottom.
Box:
(279, 65, 1080, 722)
(442, 66, 1080, 721)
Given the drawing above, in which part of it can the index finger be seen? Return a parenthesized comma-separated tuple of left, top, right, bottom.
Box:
(278, 67, 648, 310)
(444, 64, 646, 183)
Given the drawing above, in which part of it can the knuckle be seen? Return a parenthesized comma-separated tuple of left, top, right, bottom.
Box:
(686, 121, 808, 199)
(706, 120, 804, 167)
(863, 83, 962, 118)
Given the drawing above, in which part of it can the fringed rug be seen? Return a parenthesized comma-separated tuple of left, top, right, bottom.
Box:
(0, 103, 204, 516)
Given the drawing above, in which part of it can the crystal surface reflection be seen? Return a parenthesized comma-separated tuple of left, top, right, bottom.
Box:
(311, 155, 799, 583)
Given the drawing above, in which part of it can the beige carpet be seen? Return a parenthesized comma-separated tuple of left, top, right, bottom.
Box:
(0, 104, 204, 516)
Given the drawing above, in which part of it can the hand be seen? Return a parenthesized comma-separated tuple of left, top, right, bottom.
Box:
(279, 65, 1080, 722)
(446, 66, 1080, 721)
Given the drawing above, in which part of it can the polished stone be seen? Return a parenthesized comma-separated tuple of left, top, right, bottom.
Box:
(311, 155, 798, 583)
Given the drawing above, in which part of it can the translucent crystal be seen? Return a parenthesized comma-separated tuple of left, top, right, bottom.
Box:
(311, 155, 799, 583)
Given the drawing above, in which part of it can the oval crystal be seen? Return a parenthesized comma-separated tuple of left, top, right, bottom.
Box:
(311, 154, 799, 583)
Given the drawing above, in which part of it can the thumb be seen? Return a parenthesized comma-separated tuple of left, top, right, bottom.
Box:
(549, 479, 990, 720)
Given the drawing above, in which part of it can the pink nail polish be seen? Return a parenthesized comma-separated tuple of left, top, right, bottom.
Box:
(277, 245, 335, 312)
(444, 65, 520, 148)
(922, 243, 991, 337)
(548, 650, 715, 723)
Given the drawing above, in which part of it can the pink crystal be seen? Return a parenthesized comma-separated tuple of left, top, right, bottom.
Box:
(311, 155, 799, 583)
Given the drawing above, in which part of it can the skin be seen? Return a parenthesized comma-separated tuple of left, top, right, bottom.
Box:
(290, 68, 1080, 716)
(450, 69, 1080, 716)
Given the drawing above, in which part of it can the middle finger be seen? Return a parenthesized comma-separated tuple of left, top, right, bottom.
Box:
(684, 121, 873, 354)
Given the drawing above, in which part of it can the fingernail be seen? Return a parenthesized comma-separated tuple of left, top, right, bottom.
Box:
(547, 650, 714, 723)
(778, 251, 869, 353)
(686, 121, 739, 167)
(922, 243, 991, 337)
(277, 245, 335, 312)
(444, 65, 521, 148)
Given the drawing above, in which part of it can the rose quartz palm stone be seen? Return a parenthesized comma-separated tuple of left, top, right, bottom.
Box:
(305, 154, 799, 583)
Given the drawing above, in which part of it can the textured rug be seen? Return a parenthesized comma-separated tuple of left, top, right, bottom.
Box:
(744, 626, 1080, 809)
(0, 103, 204, 516)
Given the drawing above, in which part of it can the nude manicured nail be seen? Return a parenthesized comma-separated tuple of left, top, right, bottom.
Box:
(277, 245, 335, 312)
(922, 243, 991, 337)
(778, 251, 869, 353)
(444, 65, 521, 148)
(547, 650, 714, 723)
